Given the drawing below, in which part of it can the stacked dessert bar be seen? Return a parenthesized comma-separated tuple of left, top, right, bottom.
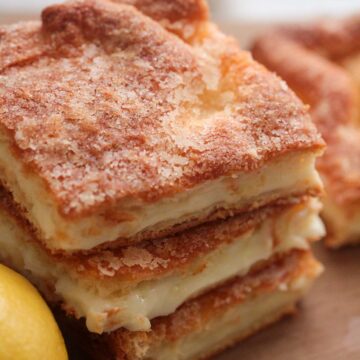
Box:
(252, 16, 360, 247)
(0, 0, 325, 358)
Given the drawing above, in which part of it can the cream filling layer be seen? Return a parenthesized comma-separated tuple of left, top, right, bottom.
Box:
(0, 135, 322, 251)
(0, 200, 324, 333)
(148, 273, 318, 360)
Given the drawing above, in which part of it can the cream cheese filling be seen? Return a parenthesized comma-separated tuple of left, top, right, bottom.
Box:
(0, 134, 322, 251)
(0, 200, 324, 333)
(148, 274, 318, 360)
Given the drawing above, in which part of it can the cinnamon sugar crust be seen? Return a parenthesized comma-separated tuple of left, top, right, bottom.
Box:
(0, 0, 323, 224)
(274, 17, 360, 61)
(252, 16, 360, 247)
(252, 30, 358, 137)
(111, 0, 209, 40)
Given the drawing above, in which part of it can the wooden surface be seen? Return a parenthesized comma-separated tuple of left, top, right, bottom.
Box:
(218, 243, 360, 360)
(0, 14, 37, 24)
(1, 13, 359, 360)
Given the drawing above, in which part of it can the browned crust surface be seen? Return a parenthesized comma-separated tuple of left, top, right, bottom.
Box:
(55, 249, 319, 360)
(0, 184, 315, 284)
(274, 17, 360, 60)
(0, 0, 323, 220)
(252, 17, 360, 212)
(111, 0, 209, 40)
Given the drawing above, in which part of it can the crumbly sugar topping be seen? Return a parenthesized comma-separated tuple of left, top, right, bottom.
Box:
(0, 0, 323, 217)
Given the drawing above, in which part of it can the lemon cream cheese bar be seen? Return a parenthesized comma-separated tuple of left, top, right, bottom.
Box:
(252, 16, 360, 247)
(0, 186, 324, 334)
(0, 0, 326, 358)
(0, 0, 324, 252)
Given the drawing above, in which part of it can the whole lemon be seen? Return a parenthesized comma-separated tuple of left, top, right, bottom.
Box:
(0, 264, 68, 360)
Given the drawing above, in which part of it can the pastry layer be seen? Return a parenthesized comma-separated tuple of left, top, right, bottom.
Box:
(57, 250, 322, 360)
(0, 144, 322, 251)
(0, 195, 324, 333)
(252, 17, 360, 247)
(318, 126, 360, 247)
(322, 197, 360, 248)
(0, 0, 324, 251)
(111, 0, 209, 40)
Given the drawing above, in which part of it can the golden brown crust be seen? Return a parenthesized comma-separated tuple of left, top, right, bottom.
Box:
(252, 31, 358, 137)
(252, 17, 360, 211)
(55, 249, 319, 360)
(110, 0, 209, 40)
(0, 184, 314, 284)
(275, 17, 360, 60)
(0, 0, 323, 220)
(0, 22, 46, 72)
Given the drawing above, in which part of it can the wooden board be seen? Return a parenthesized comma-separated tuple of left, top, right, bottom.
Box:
(1, 13, 359, 360)
(0, 14, 37, 24)
(218, 243, 360, 360)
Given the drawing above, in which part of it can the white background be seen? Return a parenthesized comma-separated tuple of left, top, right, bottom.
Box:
(0, 0, 359, 20)
(209, 0, 360, 22)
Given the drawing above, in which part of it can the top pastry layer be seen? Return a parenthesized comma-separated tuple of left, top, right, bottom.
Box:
(0, 0, 323, 250)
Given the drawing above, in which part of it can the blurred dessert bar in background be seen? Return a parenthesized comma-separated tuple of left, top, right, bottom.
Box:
(252, 16, 360, 247)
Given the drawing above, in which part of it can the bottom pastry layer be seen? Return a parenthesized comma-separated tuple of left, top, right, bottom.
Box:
(57, 249, 322, 360)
